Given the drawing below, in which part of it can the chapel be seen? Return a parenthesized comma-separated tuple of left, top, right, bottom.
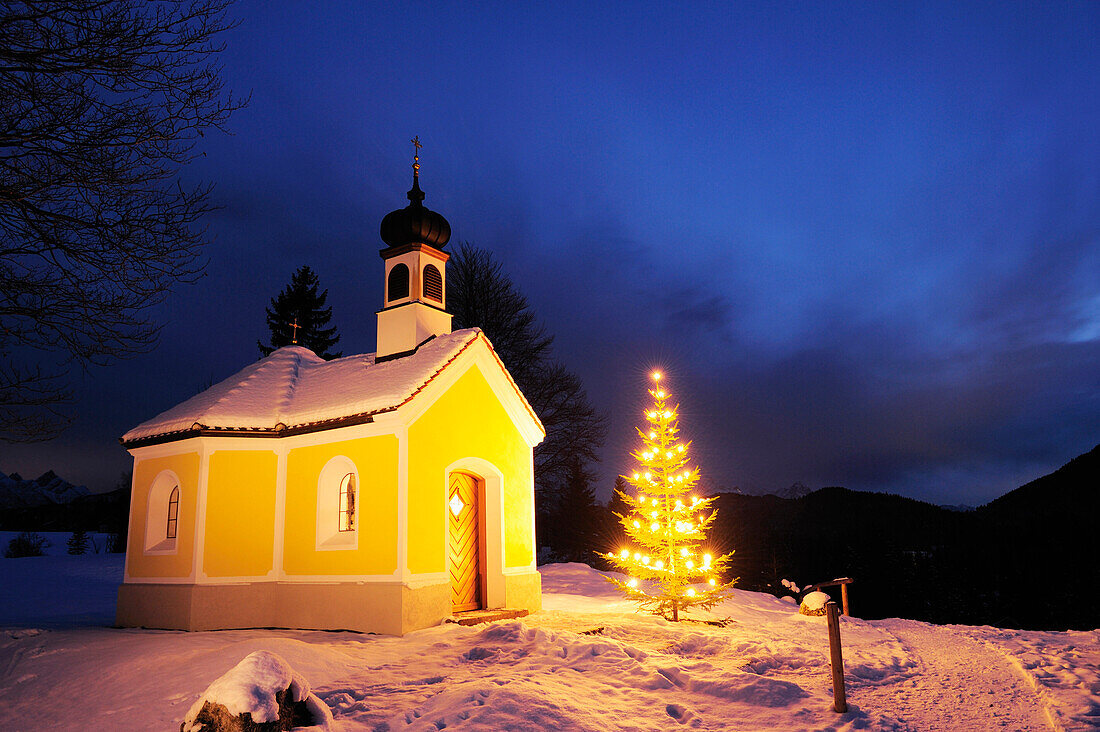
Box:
(116, 148, 544, 635)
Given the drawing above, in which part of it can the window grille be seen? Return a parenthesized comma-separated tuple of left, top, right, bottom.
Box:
(339, 473, 356, 532)
(423, 264, 443, 302)
(388, 264, 410, 301)
(166, 486, 179, 539)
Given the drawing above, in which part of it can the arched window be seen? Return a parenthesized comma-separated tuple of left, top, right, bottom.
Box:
(145, 471, 181, 554)
(317, 456, 358, 549)
(423, 264, 443, 302)
(338, 473, 356, 532)
(166, 486, 180, 539)
(388, 263, 410, 301)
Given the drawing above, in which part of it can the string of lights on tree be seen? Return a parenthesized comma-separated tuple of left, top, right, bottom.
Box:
(604, 371, 736, 621)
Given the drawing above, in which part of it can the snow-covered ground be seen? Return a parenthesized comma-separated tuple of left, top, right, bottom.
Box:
(1, 556, 1097, 731)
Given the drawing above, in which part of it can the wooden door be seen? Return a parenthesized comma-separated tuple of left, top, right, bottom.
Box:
(448, 472, 481, 612)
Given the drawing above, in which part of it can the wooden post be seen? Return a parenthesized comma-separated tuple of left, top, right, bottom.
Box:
(840, 582, 850, 617)
(826, 601, 848, 713)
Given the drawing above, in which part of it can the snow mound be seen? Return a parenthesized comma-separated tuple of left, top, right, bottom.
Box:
(182, 650, 332, 731)
(799, 590, 830, 616)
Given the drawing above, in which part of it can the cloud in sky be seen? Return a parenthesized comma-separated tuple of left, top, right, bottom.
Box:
(3, 1, 1097, 506)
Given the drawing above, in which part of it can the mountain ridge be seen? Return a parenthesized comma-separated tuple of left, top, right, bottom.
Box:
(0, 470, 89, 510)
(707, 443, 1099, 630)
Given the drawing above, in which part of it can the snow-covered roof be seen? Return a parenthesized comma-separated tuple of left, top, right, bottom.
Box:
(122, 328, 525, 445)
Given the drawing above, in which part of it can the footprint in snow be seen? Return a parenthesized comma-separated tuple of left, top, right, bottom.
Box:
(462, 647, 495, 662)
(658, 666, 688, 688)
(405, 675, 444, 685)
(665, 703, 699, 725)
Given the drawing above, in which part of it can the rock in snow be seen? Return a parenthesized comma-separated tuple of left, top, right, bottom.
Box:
(799, 590, 830, 616)
(181, 651, 332, 732)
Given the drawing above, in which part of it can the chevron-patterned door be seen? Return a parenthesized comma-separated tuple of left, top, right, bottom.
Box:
(448, 472, 481, 612)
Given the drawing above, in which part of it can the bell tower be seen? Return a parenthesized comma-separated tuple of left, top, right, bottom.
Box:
(376, 137, 453, 359)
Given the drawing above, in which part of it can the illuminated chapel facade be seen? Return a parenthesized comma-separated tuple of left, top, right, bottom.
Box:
(116, 163, 543, 635)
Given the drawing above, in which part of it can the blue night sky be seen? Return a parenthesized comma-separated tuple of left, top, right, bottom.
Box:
(4, 1, 1098, 505)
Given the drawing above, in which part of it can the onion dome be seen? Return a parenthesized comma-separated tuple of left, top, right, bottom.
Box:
(380, 173, 451, 249)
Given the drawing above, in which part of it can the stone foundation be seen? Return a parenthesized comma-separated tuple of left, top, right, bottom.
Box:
(116, 569, 541, 635)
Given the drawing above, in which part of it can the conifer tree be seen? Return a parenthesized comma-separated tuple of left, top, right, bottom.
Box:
(258, 266, 342, 359)
(551, 454, 601, 562)
(449, 242, 604, 493)
(67, 529, 89, 555)
(604, 371, 735, 621)
(607, 476, 630, 518)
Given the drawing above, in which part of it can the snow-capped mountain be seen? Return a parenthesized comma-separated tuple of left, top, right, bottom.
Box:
(0, 470, 89, 509)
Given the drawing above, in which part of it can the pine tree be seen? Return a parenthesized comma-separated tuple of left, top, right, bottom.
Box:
(604, 371, 736, 621)
(607, 476, 630, 518)
(67, 529, 89, 555)
(602, 475, 631, 548)
(551, 454, 601, 562)
(258, 266, 342, 359)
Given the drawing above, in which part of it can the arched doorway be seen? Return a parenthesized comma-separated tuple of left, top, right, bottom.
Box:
(447, 472, 482, 611)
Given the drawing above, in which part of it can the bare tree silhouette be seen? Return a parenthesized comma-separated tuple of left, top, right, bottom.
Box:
(0, 0, 245, 440)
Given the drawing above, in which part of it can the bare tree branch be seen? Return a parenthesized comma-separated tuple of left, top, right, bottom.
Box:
(0, 0, 246, 441)
(448, 241, 606, 495)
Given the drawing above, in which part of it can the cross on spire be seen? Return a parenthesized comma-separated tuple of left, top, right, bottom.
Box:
(411, 135, 422, 177)
(289, 316, 300, 345)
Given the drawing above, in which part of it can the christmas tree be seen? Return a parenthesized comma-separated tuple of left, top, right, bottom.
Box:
(258, 265, 342, 359)
(604, 371, 735, 621)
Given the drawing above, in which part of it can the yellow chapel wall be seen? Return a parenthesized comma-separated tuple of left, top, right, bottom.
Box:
(282, 434, 399, 576)
(406, 363, 536, 575)
(126, 451, 201, 579)
(202, 449, 278, 578)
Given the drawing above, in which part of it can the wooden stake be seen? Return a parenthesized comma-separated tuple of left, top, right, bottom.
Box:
(841, 582, 850, 617)
(826, 601, 848, 713)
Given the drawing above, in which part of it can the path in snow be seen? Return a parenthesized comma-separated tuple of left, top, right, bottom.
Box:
(3, 558, 1097, 731)
(856, 619, 1054, 731)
